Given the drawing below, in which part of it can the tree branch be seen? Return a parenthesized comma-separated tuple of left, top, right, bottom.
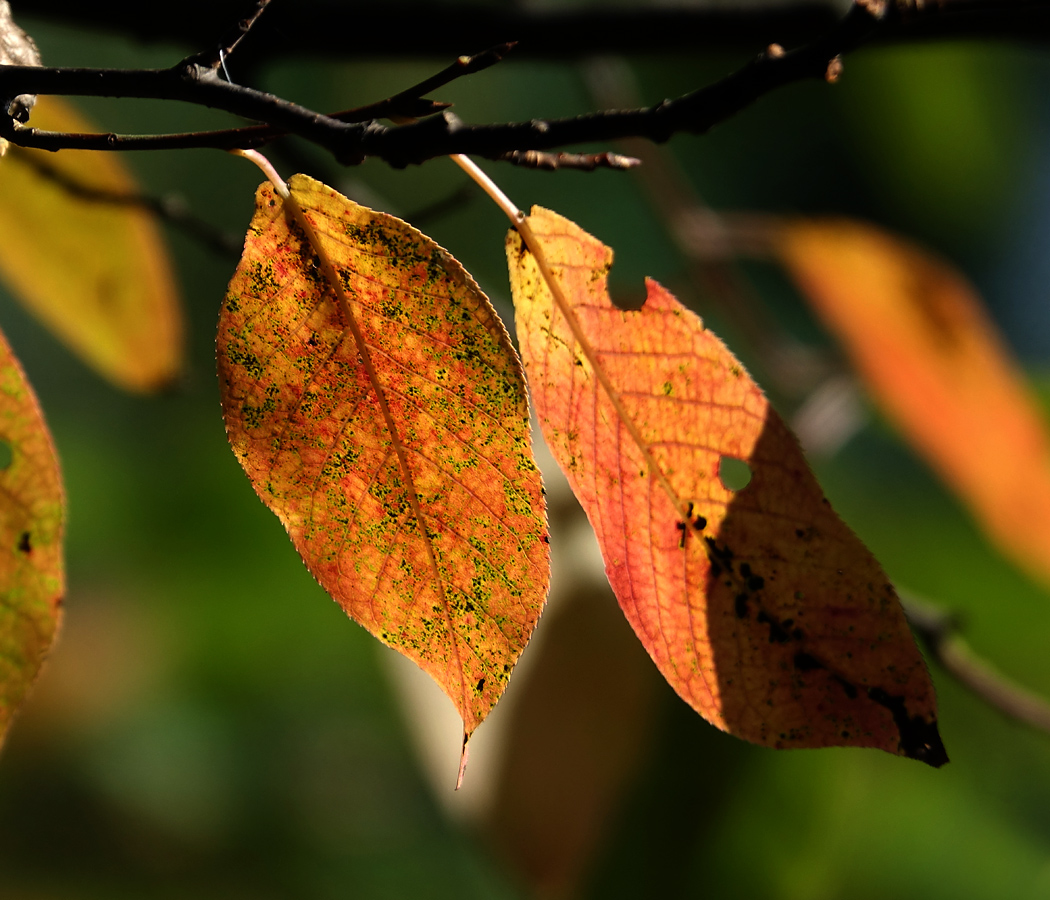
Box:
(903, 594, 1050, 736)
(1, 1, 1045, 167)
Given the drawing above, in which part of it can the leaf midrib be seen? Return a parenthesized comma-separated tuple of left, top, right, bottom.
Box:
(283, 189, 469, 720)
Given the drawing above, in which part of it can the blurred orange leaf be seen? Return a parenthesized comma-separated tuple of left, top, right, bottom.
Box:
(0, 327, 64, 745)
(218, 174, 549, 737)
(507, 207, 944, 765)
(0, 97, 183, 392)
(779, 220, 1050, 588)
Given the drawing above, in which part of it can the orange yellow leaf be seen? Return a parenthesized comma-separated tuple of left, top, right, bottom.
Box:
(0, 327, 64, 745)
(0, 97, 183, 392)
(507, 207, 945, 765)
(778, 220, 1050, 589)
(218, 174, 549, 737)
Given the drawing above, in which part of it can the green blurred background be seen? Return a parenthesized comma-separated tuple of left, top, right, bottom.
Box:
(3, 4, 1050, 898)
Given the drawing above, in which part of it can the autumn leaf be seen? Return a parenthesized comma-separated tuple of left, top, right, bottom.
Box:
(218, 174, 549, 738)
(0, 96, 183, 392)
(507, 207, 945, 765)
(778, 220, 1050, 590)
(0, 326, 64, 745)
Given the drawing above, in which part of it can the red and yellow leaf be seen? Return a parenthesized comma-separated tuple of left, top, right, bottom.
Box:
(218, 174, 549, 737)
(507, 207, 944, 765)
(0, 328, 64, 745)
(0, 97, 183, 392)
(779, 220, 1050, 589)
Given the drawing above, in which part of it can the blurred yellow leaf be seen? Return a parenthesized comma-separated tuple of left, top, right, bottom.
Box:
(779, 219, 1050, 588)
(0, 97, 183, 392)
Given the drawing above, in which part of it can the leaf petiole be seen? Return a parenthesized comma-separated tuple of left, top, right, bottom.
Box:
(230, 147, 289, 199)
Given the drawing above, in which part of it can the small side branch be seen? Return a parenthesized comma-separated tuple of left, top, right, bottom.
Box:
(903, 593, 1050, 735)
(181, 0, 274, 72)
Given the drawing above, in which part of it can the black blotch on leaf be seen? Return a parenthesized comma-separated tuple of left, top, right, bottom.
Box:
(476, 678, 486, 693)
(757, 610, 791, 643)
(834, 675, 858, 700)
(734, 593, 749, 619)
(16, 531, 30, 554)
(867, 687, 949, 767)
(793, 651, 823, 672)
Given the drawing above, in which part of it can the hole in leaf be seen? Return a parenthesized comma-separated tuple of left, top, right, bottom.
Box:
(718, 456, 752, 492)
(0, 440, 13, 471)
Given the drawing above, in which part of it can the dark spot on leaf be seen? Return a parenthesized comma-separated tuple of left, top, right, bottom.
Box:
(692, 515, 707, 531)
(867, 687, 948, 766)
(757, 609, 791, 643)
(476, 678, 485, 693)
(793, 651, 822, 672)
(748, 575, 764, 591)
(704, 536, 734, 568)
(17, 531, 30, 554)
(834, 675, 858, 699)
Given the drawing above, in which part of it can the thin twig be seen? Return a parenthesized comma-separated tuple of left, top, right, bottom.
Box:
(494, 150, 640, 171)
(181, 0, 274, 72)
(903, 593, 1050, 735)
(381, 42, 516, 120)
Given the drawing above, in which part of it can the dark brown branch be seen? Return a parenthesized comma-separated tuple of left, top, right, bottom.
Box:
(903, 594, 1050, 736)
(1, 1, 1045, 168)
(0, 2, 880, 164)
(0, 42, 514, 153)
